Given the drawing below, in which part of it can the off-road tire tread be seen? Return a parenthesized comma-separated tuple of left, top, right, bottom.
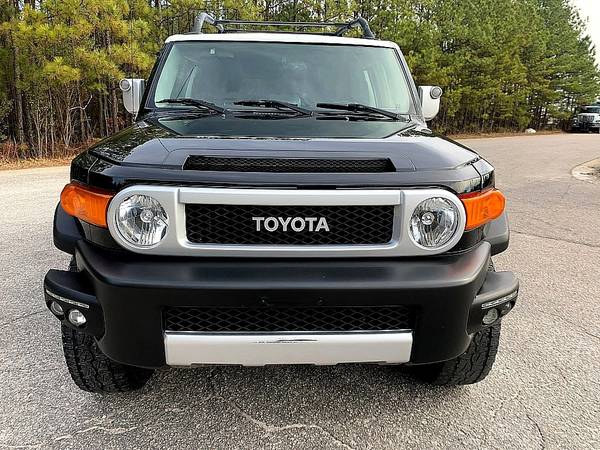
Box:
(425, 323, 501, 386)
(61, 325, 153, 392)
(61, 257, 153, 393)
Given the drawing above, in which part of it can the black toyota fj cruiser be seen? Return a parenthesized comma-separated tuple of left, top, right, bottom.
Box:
(44, 14, 519, 393)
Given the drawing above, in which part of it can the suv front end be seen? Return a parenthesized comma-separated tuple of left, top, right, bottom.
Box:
(43, 19, 518, 393)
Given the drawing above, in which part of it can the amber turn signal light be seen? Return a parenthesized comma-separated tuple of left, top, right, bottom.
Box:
(460, 189, 506, 230)
(60, 182, 113, 228)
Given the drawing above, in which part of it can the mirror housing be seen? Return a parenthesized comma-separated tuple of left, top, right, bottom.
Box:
(419, 86, 443, 121)
(119, 78, 145, 116)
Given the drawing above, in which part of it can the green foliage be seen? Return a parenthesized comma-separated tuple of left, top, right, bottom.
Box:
(1, 0, 599, 158)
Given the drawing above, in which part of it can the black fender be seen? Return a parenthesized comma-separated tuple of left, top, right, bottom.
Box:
(484, 212, 510, 256)
(53, 204, 83, 255)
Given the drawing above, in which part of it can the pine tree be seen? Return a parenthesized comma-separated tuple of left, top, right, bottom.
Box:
(1, 0, 599, 159)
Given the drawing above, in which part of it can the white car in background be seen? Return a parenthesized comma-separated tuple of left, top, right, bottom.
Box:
(571, 105, 600, 133)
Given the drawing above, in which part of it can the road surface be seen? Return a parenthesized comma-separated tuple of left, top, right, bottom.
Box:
(1, 134, 599, 449)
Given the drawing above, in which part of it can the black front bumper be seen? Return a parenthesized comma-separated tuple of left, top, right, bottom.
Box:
(44, 238, 519, 368)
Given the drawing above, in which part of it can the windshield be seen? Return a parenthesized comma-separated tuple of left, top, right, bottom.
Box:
(582, 107, 600, 114)
(152, 42, 414, 114)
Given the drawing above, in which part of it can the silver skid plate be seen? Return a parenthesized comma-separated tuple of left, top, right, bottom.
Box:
(164, 332, 413, 366)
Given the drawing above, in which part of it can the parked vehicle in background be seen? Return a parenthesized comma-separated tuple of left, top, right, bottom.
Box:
(43, 14, 519, 393)
(570, 105, 600, 133)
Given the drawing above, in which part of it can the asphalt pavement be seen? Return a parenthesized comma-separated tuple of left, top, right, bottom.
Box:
(1, 134, 599, 449)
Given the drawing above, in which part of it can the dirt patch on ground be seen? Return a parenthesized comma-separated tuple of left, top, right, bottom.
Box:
(572, 158, 600, 182)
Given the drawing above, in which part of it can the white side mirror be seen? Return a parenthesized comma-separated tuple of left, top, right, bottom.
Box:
(119, 78, 145, 116)
(419, 86, 443, 121)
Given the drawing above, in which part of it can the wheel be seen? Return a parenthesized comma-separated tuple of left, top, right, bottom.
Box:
(61, 258, 154, 393)
(61, 325, 154, 393)
(413, 322, 501, 386)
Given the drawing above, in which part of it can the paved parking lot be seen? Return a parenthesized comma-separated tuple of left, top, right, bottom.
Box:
(1, 134, 599, 449)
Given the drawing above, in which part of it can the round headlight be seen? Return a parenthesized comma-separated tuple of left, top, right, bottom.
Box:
(115, 195, 169, 247)
(410, 197, 460, 248)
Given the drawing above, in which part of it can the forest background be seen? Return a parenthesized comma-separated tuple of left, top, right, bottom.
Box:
(1, 0, 599, 161)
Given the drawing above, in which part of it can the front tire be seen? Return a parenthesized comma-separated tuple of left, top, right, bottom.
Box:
(61, 325, 154, 393)
(413, 323, 501, 386)
(61, 257, 154, 393)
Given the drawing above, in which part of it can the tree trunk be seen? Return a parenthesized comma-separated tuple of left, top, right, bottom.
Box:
(77, 85, 86, 143)
(98, 92, 106, 136)
(11, 40, 25, 144)
(103, 92, 110, 136)
(111, 82, 119, 134)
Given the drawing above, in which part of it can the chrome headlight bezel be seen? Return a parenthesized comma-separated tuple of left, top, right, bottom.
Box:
(408, 196, 462, 250)
(110, 194, 170, 249)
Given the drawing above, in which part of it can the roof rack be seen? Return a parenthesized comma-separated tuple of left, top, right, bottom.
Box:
(192, 13, 375, 39)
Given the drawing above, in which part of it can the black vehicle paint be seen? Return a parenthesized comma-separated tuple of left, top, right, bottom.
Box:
(44, 28, 518, 390)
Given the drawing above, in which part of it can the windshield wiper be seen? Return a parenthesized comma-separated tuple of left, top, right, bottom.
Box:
(234, 99, 313, 117)
(157, 98, 229, 115)
(316, 103, 409, 121)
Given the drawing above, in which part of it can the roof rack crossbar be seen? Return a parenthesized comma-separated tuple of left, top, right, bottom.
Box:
(223, 29, 338, 36)
(217, 20, 348, 27)
(192, 13, 375, 39)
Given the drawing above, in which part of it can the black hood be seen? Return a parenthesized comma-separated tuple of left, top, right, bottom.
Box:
(82, 115, 489, 193)
(90, 115, 479, 169)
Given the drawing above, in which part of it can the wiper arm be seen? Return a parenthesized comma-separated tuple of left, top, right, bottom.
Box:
(316, 103, 409, 121)
(157, 98, 229, 115)
(234, 99, 313, 116)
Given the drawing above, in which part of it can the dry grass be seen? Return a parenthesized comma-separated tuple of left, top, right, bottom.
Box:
(449, 129, 565, 140)
(0, 157, 72, 171)
(0, 141, 91, 171)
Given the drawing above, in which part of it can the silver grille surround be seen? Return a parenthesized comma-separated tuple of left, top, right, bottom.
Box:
(106, 186, 467, 257)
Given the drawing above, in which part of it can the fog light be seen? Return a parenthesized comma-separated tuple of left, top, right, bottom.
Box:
(68, 309, 87, 327)
(49, 301, 64, 316)
(482, 308, 499, 325)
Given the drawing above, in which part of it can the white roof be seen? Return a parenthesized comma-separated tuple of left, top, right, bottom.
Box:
(165, 32, 399, 50)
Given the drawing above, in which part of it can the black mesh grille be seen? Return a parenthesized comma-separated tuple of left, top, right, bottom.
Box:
(164, 306, 414, 332)
(184, 156, 395, 173)
(185, 204, 394, 245)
